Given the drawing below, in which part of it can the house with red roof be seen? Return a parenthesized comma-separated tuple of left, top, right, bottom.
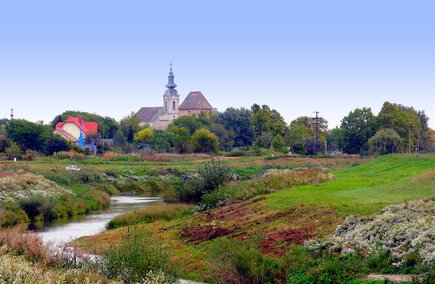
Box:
(54, 116, 98, 144)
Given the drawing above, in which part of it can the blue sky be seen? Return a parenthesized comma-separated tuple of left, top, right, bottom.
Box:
(0, 0, 434, 128)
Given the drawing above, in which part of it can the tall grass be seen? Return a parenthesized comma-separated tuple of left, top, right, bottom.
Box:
(107, 203, 194, 229)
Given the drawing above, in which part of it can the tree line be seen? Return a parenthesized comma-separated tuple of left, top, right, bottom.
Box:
(0, 101, 433, 159)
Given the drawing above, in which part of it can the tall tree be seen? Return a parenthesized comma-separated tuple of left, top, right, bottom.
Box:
(216, 107, 254, 147)
(287, 116, 328, 155)
(376, 102, 421, 152)
(339, 107, 377, 154)
(5, 119, 51, 152)
(251, 104, 287, 137)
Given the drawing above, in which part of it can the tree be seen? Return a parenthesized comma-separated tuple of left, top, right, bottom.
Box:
(339, 107, 377, 154)
(287, 116, 328, 155)
(150, 130, 175, 152)
(192, 128, 219, 154)
(118, 112, 141, 144)
(216, 107, 254, 147)
(168, 125, 191, 153)
(5, 141, 22, 160)
(5, 119, 51, 152)
(326, 127, 342, 153)
(45, 134, 71, 155)
(376, 102, 420, 153)
(134, 128, 154, 144)
(368, 128, 403, 155)
(171, 116, 205, 135)
(416, 111, 432, 153)
(210, 123, 235, 151)
(254, 132, 274, 149)
(272, 134, 286, 153)
(251, 104, 287, 137)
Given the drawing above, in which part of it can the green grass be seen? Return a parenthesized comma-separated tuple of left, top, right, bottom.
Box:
(266, 154, 434, 216)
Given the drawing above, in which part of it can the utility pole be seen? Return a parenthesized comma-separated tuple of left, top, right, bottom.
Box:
(408, 129, 411, 154)
(314, 111, 319, 155)
(10, 109, 14, 120)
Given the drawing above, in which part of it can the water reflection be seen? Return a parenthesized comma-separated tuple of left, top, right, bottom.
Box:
(34, 196, 161, 244)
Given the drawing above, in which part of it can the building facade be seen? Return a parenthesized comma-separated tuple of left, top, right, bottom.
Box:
(136, 66, 212, 130)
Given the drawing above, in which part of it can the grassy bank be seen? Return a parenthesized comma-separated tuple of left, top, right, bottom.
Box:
(74, 154, 434, 282)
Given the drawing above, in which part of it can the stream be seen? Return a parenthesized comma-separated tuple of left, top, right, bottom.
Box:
(33, 196, 161, 244)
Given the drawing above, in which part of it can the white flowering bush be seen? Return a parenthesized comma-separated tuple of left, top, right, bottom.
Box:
(321, 200, 434, 267)
(0, 173, 73, 201)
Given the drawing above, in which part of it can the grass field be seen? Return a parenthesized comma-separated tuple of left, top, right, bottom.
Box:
(72, 154, 434, 282)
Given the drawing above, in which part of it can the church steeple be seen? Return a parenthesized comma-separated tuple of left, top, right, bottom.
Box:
(165, 63, 177, 89)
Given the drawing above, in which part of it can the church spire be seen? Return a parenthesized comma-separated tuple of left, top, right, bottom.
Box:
(166, 63, 177, 89)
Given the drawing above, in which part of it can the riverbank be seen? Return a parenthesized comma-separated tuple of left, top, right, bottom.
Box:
(75, 155, 435, 283)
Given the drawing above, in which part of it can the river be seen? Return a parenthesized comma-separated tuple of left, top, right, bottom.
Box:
(33, 196, 161, 244)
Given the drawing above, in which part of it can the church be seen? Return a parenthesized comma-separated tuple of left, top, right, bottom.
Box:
(136, 66, 212, 130)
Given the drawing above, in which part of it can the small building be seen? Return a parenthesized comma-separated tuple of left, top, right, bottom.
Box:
(136, 65, 213, 130)
(54, 116, 98, 144)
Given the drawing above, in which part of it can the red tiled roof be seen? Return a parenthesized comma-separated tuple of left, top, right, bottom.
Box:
(55, 116, 98, 135)
(54, 129, 78, 142)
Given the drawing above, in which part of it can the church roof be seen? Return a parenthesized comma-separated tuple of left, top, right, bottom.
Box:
(55, 116, 98, 135)
(178, 92, 212, 110)
(136, 107, 163, 123)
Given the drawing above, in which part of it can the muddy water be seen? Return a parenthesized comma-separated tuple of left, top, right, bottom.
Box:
(33, 196, 161, 244)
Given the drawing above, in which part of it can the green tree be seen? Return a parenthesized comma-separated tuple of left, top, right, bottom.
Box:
(192, 128, 219, 154)
(216, 107, 254, 147)
(251, 104, 287, 137)
(377, 102, 420, 153)
(117, 112, 141, 144)
(326, 127, 342, 153)
(134, 128, 154, 144)
(45, 134, 71, 155)
(272, 134, 286, 152)
(368, 128, 403, 155)
(168, 125, 191, 153)
(5, 119, 51, 152)
(254, 132, 274, 149)
(210, 123, 235, 151)
(171, 116, 205, 135)
(339, 107, 377, 154)
(5, 141, 22, 159)
(150, 130, 175, 152)
(287, 116, 327, 155)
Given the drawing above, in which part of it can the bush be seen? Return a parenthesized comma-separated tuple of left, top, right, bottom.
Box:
(192, 128, 219, 154)
(101, 228, 177, 283)
(368, 128, 403, 155)
(208, 236, 283, 283)
(174, 159, 233, 203)
(94, 183, 118, 196)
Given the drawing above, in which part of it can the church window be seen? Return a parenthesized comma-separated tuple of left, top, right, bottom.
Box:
(172, 101, 176, 110)
(164, 101, 167, 112)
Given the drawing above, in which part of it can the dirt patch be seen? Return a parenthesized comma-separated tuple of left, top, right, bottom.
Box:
(261, 227, 315, 256)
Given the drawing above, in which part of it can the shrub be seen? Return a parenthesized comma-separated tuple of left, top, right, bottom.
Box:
(174, 159, 233, 203)
(208, 235, 283, 283)
(95, 184, 118, 196)
(368, 128, 403, 155)
(192, 128, 219, 154)
(101, 228, 177, 283)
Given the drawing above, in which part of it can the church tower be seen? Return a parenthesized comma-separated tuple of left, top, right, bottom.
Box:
(162, 63, 180, 119)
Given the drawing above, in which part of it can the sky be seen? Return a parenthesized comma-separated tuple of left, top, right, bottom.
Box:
(0, 0, 434, 129)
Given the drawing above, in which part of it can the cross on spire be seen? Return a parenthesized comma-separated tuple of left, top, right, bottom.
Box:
(169, 62, 173, 72)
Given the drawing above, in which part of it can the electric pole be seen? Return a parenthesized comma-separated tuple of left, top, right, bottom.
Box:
(10, 109, 14, 120)
(314, 111, 319, 155)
